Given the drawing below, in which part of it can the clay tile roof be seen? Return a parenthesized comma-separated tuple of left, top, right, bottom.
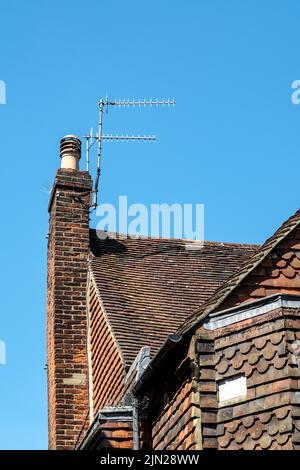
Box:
(89, 230, 258, 366)
(178, 208, 300, 336)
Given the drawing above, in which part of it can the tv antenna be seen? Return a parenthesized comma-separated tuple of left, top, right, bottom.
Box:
(84, 96, 176, 210)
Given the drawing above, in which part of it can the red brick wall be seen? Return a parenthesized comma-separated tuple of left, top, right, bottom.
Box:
(47, 168, 92, 449)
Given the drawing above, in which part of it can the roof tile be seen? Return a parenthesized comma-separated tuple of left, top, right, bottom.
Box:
(178, 208, 300, 335)
(89, 231, 258, 365)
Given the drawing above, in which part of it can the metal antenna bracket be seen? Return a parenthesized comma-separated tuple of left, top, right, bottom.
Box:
(84, 97, 176, 210)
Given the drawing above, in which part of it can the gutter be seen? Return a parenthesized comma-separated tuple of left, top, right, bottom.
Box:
(78, 406, 133, 450)
(134, 334, 182, 394)
(78, 334, 183, 449)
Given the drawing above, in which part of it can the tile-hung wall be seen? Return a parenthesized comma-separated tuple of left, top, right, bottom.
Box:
(198, 295, 300, 450)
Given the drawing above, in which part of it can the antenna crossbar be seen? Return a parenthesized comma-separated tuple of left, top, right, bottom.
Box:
(103, 98, 176, 107)
(85, 96, 175, 210)
(102, 134, 156, 141)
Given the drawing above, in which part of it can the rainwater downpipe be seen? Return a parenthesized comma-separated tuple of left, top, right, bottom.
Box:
(132, 394, 139, 450)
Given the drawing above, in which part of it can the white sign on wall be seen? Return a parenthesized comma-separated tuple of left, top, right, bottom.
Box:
(218, 375, 246, 403)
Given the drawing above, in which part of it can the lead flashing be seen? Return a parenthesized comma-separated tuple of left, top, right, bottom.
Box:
(203, 293, 300, 330)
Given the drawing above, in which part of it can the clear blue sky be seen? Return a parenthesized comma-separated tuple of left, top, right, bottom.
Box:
(0, 0, 299, 449)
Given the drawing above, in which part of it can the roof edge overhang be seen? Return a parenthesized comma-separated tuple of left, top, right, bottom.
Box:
(178, 209, 300, 336)
(133, 334, 182, 394)
(133, 293, 300, 395)
(78, 406, 133, 450)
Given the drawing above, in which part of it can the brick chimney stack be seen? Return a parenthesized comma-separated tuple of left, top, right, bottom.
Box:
(47, 135, 92, 449)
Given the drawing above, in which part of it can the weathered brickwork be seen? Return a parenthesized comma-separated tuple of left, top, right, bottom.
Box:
(47, 168, 92, 449)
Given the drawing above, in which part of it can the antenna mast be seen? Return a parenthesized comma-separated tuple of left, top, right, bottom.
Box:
(84, 96, 176, 209)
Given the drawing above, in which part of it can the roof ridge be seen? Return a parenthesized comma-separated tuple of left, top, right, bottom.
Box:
(177, 207, 300, 336)
(89, 229, 259, 247)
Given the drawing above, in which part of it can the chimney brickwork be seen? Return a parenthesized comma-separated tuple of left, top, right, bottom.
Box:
(47, 137, 92, 449)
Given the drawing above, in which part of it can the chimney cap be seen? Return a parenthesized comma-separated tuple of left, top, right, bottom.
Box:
(61, 134, 80, 140)
(60, 134, 81, 170)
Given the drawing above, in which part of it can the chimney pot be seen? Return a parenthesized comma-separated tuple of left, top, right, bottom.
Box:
(60, 135, 81, 170)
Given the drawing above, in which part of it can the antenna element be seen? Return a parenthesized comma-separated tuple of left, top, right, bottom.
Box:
(84, 97, 176, 209)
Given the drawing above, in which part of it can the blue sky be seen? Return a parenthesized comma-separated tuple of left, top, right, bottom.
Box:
(0, 0, 300, 449)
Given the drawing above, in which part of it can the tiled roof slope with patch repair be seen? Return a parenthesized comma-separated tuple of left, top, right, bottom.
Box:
(89, 230, 259, 366)
(179, 208, 300, 336)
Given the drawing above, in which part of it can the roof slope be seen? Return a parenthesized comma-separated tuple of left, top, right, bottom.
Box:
(89, 230, 258, 366)
(178, 208, 300, 335)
